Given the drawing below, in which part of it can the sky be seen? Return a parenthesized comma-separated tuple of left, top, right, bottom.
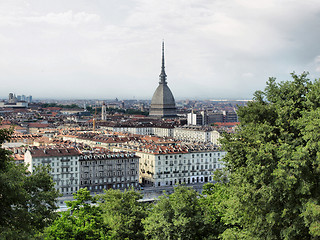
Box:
(1, 0, 320, 100)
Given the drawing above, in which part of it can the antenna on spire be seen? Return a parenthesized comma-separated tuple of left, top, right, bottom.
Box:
(162, 41, 165, 70)
(159, 40, 167, 84)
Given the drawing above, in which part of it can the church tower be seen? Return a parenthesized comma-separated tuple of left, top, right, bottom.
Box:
(149, 42, 177, 118)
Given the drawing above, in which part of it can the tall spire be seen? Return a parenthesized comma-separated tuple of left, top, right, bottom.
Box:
(159, 41, 167, 84)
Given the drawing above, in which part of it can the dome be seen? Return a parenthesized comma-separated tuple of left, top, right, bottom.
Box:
(149, 41, 177, 118)
(149, 83, 177, 117)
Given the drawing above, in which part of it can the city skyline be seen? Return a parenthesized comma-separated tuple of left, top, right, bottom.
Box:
(1, 0, 320, 100)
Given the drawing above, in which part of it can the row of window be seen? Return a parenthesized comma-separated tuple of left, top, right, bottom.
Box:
(83, 164, 136, 170)
(156, 152, 225, 160)
(159, 164, 221, 172)
(83, 182, 139, 191)
(81, 170, 138, 178)
(80, 177, 137, 185)
(158, 175, 213, 186)
(80, 158, 137, 165)
(34, 160, 77, 167)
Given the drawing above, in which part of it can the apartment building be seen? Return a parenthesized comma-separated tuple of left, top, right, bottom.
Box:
(24, 146, 81, 196)
(114, 143, 226, 187)
(79, 151, 140, 193)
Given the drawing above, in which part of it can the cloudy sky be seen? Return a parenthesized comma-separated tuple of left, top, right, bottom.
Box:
(1, 0, 320, 100)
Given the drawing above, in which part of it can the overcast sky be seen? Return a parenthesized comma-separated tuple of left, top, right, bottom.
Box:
(1, 0, 320, 100)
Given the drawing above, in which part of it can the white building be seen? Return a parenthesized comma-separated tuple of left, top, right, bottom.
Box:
(101, 125, 220, 144)
(24, 147, 81, 196)
(103, 126, 154, 136)
(187, 111, 207, 125)
(153, 127, 174, 137)
(173, 126, 220, 145)
(114, 143, 226, 187)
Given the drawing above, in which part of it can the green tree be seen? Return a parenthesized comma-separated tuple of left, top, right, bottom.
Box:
(200, 170, 231, 240)
(98, 188, 147, 240)
(44, 188, 109, 240)
(143, 185, 211, 240)
(0, 129, 60, 239)
(219, 72, 320, 239)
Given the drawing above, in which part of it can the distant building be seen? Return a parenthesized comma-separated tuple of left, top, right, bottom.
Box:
(224, 110, 238, 122)
(101, 103, 107, 120)
(187, 110, 208, 126)
(0, 101, 28, 108)
(8, 93, 17, 103)
(149, 42, 177, 118)
(26, 95, 32, 103)
(174, 126, 220, 145)
(207, 112, 224, 124)
(0, 92, 31, 108)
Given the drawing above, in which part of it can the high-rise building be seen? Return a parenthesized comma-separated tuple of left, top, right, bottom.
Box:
(26, 95, 32, 103)
(187, 110, 208, 126)
(8, 93, 16, 103)
(101, 103, 107, 121)
(149, 42, 177, 118)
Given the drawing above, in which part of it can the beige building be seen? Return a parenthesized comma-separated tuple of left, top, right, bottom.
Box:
(114, 143, 226, 187)
(173, 126, 221, 145)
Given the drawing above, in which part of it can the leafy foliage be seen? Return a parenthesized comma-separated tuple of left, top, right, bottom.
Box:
(0, 129, 60, 239)
(220, 72, 320, 239)
(143, 185, 212, 240)
(98, 188, 147, 240)
(44, 188, 109, 240)
(200, 170, 232, 240)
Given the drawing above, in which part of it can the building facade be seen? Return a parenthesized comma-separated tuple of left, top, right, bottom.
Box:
(79, 151, 140, 193)
(173, 126, 220, 145)
(114, 143, 226, 187)
(24, 147, 81, 196)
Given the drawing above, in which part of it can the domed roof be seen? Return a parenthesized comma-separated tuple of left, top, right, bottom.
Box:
(151, 83, 176, 107)
(149, 42, 177, 118)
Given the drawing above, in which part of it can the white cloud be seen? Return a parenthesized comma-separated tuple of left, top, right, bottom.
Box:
(1, 0, 320, 99)
(25, 11, 101, 25)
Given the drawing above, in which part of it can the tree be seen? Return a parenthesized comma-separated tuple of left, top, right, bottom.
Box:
(44, 188, 109, 240)
(200, 170, 232, 240)
(143, 185, 211, 240)
(98, 188, 147, 240)
(219, 72, 320, 239)
(0, 128, 60, 239)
